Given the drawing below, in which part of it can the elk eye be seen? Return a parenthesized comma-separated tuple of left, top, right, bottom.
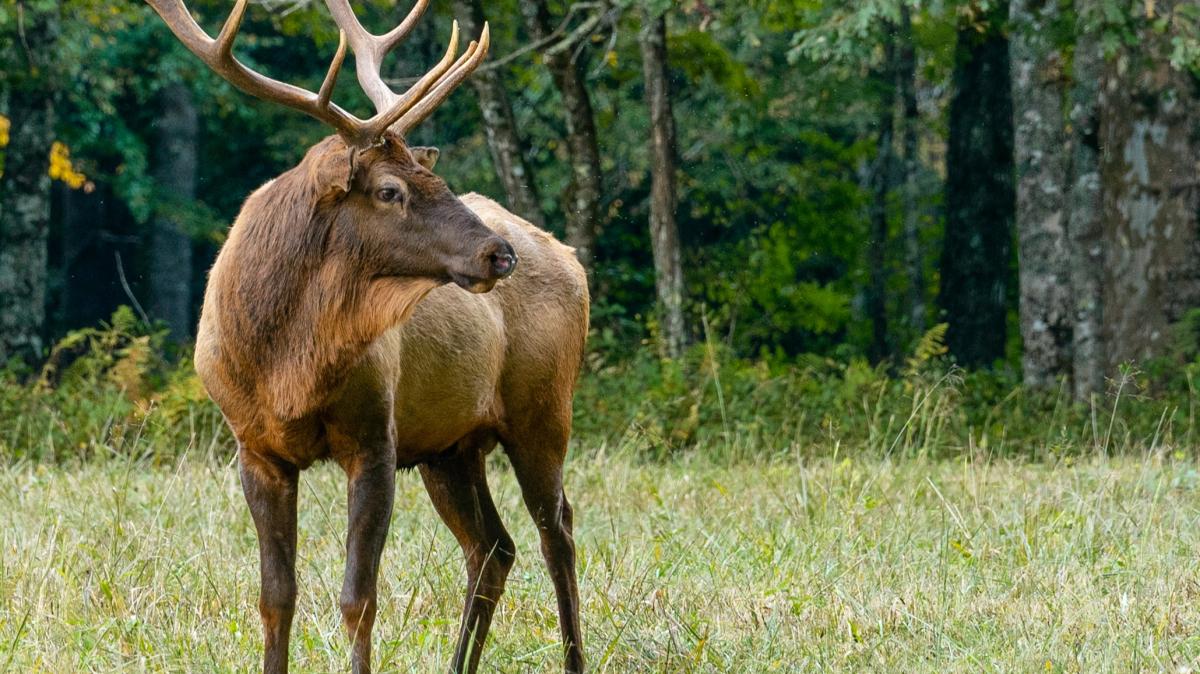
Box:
(376, 187, 402, 203)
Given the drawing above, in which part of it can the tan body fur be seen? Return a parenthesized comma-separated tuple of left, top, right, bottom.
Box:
(197, 193, 587, 470)
(379, 198, 588, 464)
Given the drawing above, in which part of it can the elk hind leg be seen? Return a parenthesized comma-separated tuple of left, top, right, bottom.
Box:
(419, 441, 515, 674)
(504, 422, 584, 674)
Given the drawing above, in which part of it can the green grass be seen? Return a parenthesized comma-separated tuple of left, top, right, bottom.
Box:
(8, 310, 1200, 672)
(2, 442, 1200, 672)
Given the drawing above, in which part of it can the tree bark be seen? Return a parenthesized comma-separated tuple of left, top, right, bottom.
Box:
(452, 0, 544, 228)
(867, 29, 896, 364)
(1011, 0, 1071, 387)
(639, 9, 685, 357)
(898, 5, 924, 337)
(1067, 0, 1105, 399)
(0, 89, 53, 365)
(939, 7, 1015, 368)
(149, 82, 198, 341)
(519, 0, 602, 271)
(0, 5, 57, 366)
(1099, 0, 1200, 368)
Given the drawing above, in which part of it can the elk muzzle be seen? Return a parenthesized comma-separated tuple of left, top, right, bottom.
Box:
(450, 236, 517, 293)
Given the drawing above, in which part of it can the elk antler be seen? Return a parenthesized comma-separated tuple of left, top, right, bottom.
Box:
(323, 0, 490, 136)
(146, 0, 490, 146)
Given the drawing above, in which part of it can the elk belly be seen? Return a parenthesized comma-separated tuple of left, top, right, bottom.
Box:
(383, 285, 506, 461)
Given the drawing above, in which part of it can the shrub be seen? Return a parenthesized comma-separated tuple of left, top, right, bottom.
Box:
(4, 313, 1198, 464)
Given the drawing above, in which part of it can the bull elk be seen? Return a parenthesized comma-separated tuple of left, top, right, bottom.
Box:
(146, 1, 588, 672)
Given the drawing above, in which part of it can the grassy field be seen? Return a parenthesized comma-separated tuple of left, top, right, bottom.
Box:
(2, 443, 1200, 673)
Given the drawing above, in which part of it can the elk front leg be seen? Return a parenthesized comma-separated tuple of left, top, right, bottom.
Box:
(240, 450, 300, 674)
(340, 450, 396, 674)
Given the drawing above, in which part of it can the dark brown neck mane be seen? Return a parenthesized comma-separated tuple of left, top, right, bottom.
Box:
(207, 141, 437, 425)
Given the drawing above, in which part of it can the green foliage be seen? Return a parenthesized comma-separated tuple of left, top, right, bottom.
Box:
(903, 322, 948, 375)
(1078, 0, 1200, 72)
(40, 305, 164, 393)
(1, 1, 156, 216)
(7, 310, 1200, 466)
(574, 319, 1196, 462)
(0, 307, 225, 462)
(788, 0, 905, 65)
(668, 29, 761, 97)
(1173, 308, 1200, 365)
(686, 125, 871, 355)
(1170, 1, 1200, 71)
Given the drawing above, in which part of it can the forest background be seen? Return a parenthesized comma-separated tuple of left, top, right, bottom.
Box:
(2, 0, 1200, 458)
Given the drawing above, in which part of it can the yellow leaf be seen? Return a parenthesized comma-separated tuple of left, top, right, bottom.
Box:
(47, 140, 88, 189)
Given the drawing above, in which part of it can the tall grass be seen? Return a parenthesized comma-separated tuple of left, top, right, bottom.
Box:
(2, 441, 1200, 671)
(4, 312, 1200, 671)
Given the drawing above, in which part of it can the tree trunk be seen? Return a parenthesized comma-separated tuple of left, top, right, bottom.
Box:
(1011, 0, 1071, 387)
(867, 29, 896, 364)
(1099, 0, 1200, 368)
(0, 88, 53, 365)
(149, 82, 198, 341)
(898, 5, 924, 337)
(452, 0, 544, 228)
(0, 4, 57, 366)
(639, 9, 685, 357)
(519, 0, 602, 271)
(939, 7, 1015, 368)
(1067, 0, 1105, 399)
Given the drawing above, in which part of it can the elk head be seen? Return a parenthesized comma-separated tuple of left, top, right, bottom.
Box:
(147, 0, 517, 292)
(310, 134, 516, 292)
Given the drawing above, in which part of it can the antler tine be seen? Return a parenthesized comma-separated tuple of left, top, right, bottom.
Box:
(324, 0, 432, 111)
(213, 0, 249, 59)
(317, 31, 349, 109)
(324, 0, 490, 141)
(146, 0, 369, 143)
(322, 0, 430, 63)
(363, 21, 463, 136)
(391, 22, 490, 136)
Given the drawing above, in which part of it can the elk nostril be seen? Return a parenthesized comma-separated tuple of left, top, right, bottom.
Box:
(491, 251, 516, 277)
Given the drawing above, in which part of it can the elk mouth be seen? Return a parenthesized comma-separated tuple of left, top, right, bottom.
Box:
(446, 240, 517, 293)
(449, 272, 500, 294)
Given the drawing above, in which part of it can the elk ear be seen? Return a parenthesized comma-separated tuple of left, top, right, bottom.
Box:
(410, 146, 440, 171)
(310, 143, 357, 198)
